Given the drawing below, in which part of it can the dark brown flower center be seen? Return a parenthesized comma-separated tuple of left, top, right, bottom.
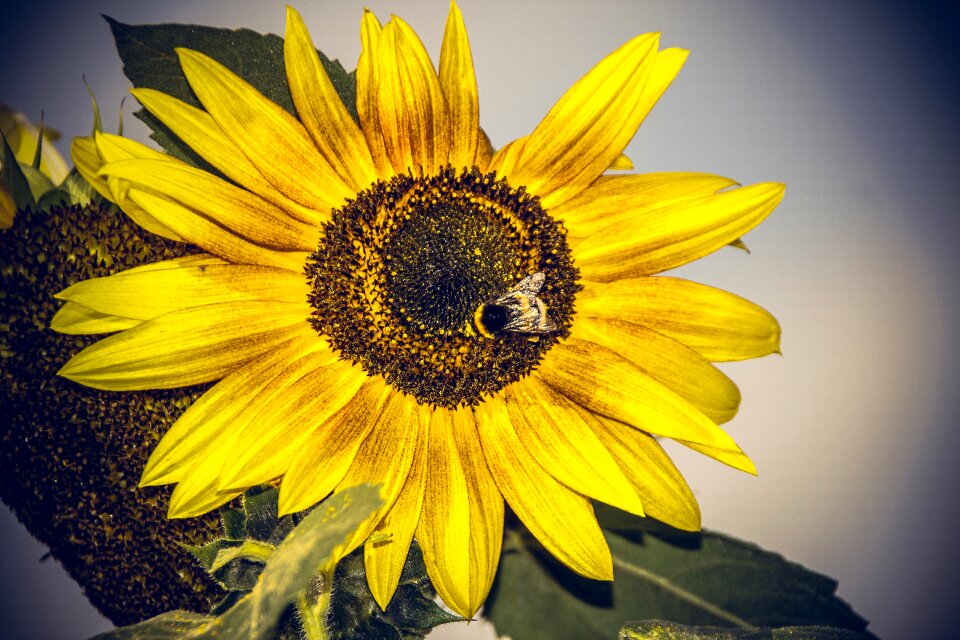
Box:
(306, 167, 578, 408)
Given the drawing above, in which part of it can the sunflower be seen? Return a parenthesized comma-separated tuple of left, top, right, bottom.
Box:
(58, 3, 783, 619)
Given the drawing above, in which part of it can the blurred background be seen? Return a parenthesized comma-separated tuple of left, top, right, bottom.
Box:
(2, 1, 958, 638)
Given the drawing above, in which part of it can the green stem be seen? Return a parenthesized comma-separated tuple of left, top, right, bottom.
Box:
(298, 564, 336, 640)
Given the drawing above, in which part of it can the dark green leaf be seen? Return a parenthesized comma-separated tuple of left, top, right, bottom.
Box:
(327, 541, 462, 639)
(105, 16, 357, 168)
(620, 620, 873, 640)
(241, 484, 281, 542)
(88, 611, 210, 639)
(486, 518, 874, 640)
(220, 505, 246, 540)
(1, 134, 36, 210)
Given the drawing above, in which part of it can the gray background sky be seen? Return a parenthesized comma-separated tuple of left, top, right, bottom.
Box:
(3, 1, 959, 639)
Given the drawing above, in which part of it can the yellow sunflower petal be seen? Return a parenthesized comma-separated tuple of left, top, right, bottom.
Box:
(476, 127, 494, 171)
(487, 136, 526, 178)
(357, 9, 392, 178)
(474, 393, 613, 581)
(577, 276, 781, 361)
(285, 6, 377, 192)
(335, 391, 420, 555)
(168, 472, 242, 519)
(376, 18, 451, 174)
(99, 159, 317, 251)
(217, 356, 368, 491)
(176, 47, 353, 212)
(93, 131, 167, 163)
(141, 333, 321, 486)
(71, 136, 112, 202)
(537, 339, 740, 450)
(50, 301, 140, 335)
(57, 300, 311, 390)
(196, 348, 348, 492)
(277, 378, 391, 514)
(126, 189, 307, 272)
(679, 440, 757, 475)
(365, 405, 430, 610)
(166, 347, 330, 519)
(587, 414, 701, 531)
(56, 256, 307, 321)
(551, 172, 738, 241)
(417, 407, 503, 618)
(90, 133, 183, 241)
(131, 88, 326, 227)
(416, 407, 471, 615)
(450, 406, 504, 617)
(505, 34, 662, 209)
(439, 0, 481, 168)
(505, 375, 645, 515)
(572, 316, 741, 424)
(576, 182, 786, 281)
(608, 153, 634, 170)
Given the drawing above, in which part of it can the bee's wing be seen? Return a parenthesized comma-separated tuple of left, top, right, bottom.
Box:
(514, 272, 545, 295)
(494, 273, 545, 305)
(500, 294, 557, 334)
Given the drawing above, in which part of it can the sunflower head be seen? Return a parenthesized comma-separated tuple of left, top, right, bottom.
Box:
(307, 166, 580, 408)
(58, 2, 783, 619)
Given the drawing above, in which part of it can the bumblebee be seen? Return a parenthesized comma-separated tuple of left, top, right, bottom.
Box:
(473, 272, 558, 339)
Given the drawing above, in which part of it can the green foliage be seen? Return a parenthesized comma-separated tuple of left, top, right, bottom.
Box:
(100, 485, 460, 640)
(326, 542, 462, 639)
(620, 621, 873, 640)
(91, 484, 383, 640)
(105, 16, 357, 170)
(486, 508, 874, 640)
(1, 132, 96, 216)
(1, 133, 36, 210)
(87, 612, 211, 640)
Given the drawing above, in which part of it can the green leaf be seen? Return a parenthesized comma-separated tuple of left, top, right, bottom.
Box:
(210, 539, 275, 573)
(486, 515, 874, 640)
(35, 188, 70, 211)
(620, 620, 874, 640)
(83, 75, 104, 134)
(32, 117, 45, 169)
(20, 163, 57, 200)
(183, 538, 240, 573)
(104, 16, 357, 169)
(88, 611, 210, 639)
(1, 133, 36, 210)
(208, 539, 276, 592)
(241, 484, 282, 542)
(60, 167, 95, 206)
(197, 483, 381, 640)
(93, 484, 382, 640)
(327, 540, 462, 639)
(221, 505, 246, 540)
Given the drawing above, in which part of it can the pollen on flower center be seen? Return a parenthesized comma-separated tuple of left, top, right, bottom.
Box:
(306, 167, 579, 408)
